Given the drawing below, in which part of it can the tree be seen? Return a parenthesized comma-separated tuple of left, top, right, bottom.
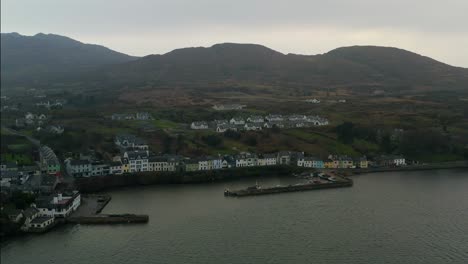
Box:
(336, 122, 355, 144)
(201, 135, 223, 147)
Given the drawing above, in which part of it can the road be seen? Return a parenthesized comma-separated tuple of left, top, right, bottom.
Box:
(1, 126, 41, 147)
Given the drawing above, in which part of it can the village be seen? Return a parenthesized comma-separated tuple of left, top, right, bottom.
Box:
(0, 130, 408, 235)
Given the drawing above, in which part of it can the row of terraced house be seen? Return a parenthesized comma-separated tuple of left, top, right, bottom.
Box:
(190, 114, 329, 132)
(65, 134, 406, 178)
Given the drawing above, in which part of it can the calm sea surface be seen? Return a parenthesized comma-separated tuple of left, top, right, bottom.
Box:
(2, 169, 468, 264)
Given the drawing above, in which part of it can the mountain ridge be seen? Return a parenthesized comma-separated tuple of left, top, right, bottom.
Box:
(2, 32, 467, 92)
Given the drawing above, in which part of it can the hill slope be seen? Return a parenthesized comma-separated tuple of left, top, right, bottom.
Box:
(2, 33, 467, 92)
(1, 32, 137, 86)
(101, 43, 468, 91)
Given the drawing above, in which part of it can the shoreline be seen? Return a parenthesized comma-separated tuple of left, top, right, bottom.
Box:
(74, 161, 468, 193)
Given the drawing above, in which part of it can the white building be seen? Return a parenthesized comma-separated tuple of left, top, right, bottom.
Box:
(124, 150, 149, 172)
(115, 134, 149, 150)
(257, 154, 277, 166)
(265, 115, 284, 122)
(35, 192, 81, 218)
(191, 121, 209, 130)
(244, 123, 262, 131)
(216, 124, 237, 133)
(230, 117, 245, 125)
(109, 161, 123, 175)
(65, 159, 92, 177)
(297, 157, 324, 168)
(148, 155, 180, 172)
(235, 153, 258, 167)
(247, 116, 264, 123)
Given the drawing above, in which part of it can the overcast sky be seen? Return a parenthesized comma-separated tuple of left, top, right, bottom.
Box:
(2, 0, 468, 67)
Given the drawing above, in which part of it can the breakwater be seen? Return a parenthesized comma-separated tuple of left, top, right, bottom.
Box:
(351, 161, 468, 174)
(67, 214, 149, 224)
(225, 179, 353, 197)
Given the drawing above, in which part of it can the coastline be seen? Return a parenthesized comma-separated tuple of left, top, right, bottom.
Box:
(74, 161, 468, 193)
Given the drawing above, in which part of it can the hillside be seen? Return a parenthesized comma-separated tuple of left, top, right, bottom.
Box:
(1, 32, 137, 86)
(100, 43, 468, 91)
(1, 34, 468, 92)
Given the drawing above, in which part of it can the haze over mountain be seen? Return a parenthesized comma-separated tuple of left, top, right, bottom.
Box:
(2, 33, 468, 92)
(1, 32, 137, 85)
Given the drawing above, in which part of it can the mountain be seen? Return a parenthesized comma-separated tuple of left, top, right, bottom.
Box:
(100, 43, 468, 91)
(1, 32, 137, 86)
(2, 33, 467, 92)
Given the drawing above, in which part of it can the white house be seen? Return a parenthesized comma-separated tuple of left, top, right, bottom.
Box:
(257, 154, 277, 166)
(306, 116, 329, 126)
(264, 122, 285, 129)
(394, 156, 406, 166)
(244, 123, 262, 131)
(230, 117, 245, 125)
(48, 125, 64, 134)
(235, 153, 258, 167)
(65, 159, 92, 177)
(109, 161, 123, 175)
(190, 121, 209, 130)
(115, 134, 149, 150)
(21, 207, 40, 231)
(247, 116, 264, 123)
(35, 191, 81, 219)
(297, 157, 324, 168)
(265, 115, 284, 122)
(288, 114, 307, 121)
(216, 124, 237, 133)
(148, 155, 180, 172)
(213, 104, 246, 111)
(28, 216, 55, 230)
(124, 150, 149, 172)
(90, 162, 110, 176)
(306, 98, 321, 104)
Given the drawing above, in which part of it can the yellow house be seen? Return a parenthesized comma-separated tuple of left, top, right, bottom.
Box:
(121, 163, 130, 173)
(324, 159, 337, 168)
(358, 157, 368, 168)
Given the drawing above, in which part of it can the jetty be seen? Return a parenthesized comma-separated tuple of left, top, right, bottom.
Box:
(69, 194, 148, 224)
(68, 214, 149, 224)
(224, 174, 353, 197)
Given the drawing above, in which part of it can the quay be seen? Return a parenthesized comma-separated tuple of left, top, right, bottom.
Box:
(68, 214, 149, 224)
(224, 175, 353, 197)
(69, 194, 148, 224)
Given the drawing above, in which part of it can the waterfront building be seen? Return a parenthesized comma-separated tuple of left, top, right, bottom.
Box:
(109, 161, 123, 175)
(328, 155, 355, 168)
(257, 153, 278, 166)
(28, 216, 55, 231)
(235, 153, 258, 167)
(376, 155, 406, 167)
(184, 159, 200, 172)
(324, 159, 338, 168)
(355, 156, 368, 168)
(297, 157, 324, 168)
(123, 150, 149, 172)
(221, 156, 236, 169)
(21, 207, 40, 231)
(35, 191, 81, 218)
(65, 159, 92, 177)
